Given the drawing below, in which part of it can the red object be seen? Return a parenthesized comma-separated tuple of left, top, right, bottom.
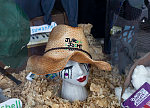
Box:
(144, 101, 150, 108)
(77, 76, 86, 82)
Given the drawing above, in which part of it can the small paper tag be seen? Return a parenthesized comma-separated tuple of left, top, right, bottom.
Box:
(30, 22, 57, 35)
(0, 98, 22, 108)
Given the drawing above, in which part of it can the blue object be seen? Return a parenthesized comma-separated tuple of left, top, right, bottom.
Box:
(14, 0, 78, 27)
(45, 73, 57, 79)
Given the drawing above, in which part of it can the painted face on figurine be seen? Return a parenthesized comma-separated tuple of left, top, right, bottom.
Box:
(57, 60, 90, 86)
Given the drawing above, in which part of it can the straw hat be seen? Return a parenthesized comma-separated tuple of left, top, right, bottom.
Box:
(26, 25, 111, 75)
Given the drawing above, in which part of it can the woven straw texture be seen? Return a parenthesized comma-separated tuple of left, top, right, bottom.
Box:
(26, 25, 111, 75)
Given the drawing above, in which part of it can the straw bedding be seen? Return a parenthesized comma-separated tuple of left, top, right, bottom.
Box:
(0, 24, 124, 108)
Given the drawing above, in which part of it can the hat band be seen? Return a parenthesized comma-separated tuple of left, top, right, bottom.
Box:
(44, 47, 92, 59)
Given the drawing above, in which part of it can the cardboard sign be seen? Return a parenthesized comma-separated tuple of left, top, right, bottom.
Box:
(122, 82, 150, 108)
(30, 22, 57, 35)
(0, 98, 22, 108)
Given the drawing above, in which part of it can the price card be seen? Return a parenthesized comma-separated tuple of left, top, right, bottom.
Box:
(122, 82, 150, 108)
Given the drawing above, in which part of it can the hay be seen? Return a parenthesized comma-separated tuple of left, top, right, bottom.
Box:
(0, 24, 124, 108)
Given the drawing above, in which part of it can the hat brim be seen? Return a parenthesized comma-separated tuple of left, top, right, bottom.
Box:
(26, 51, 111, 75)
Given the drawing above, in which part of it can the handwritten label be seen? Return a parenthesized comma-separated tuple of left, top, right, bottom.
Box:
(30, 22, 57, 35)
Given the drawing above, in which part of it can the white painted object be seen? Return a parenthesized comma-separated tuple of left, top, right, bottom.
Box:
(0, 98, 22, 108)
(115, 87, 136, 103)
(27, 33, 49, 48)
(131, 65, 150, 90)
(26, 72, 35, 81)
(57, 60, 90, 102)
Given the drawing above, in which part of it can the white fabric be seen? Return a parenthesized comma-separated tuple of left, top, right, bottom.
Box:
(131, 65, 150, 90)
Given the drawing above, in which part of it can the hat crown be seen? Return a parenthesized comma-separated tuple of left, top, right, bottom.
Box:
(27, 25, 112, 75)
(45, 25, 90, 58)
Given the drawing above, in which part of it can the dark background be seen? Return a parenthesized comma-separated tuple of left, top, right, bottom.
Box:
(78, 0, 107, 38)
(54, 0, 108, 38)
